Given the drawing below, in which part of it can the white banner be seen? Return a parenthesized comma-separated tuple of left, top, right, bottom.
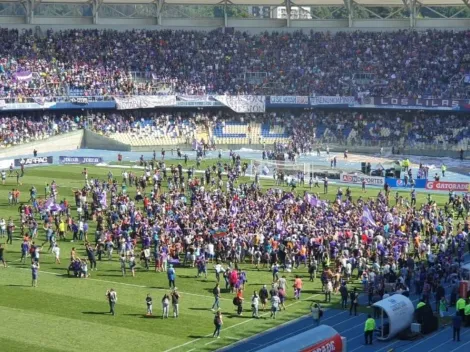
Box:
(0, 159, 13, 169)
(215, 95, 265, 113)
(114, 96, 176, 110)
(340, 173, 384, 186)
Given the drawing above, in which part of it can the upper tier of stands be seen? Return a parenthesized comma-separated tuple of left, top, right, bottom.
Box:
(0, 28, 469, 100)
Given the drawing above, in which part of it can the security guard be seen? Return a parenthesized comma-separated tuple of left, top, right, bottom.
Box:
(465, 302, 470, 327)
(417, 299, 426, 309)
(456, 297, 466, 317)
(364, 314, 376, 345)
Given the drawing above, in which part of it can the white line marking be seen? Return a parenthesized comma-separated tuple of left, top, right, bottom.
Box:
(204, 340, 218, 346)
(185, 349, 196, 352)
(401, 327, 451, 352)
(449, 338, 470, 352)
(164, 294, 319, 352)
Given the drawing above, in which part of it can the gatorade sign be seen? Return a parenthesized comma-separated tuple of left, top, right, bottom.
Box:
(300, 334, 343, 352)
(425, 181, 469, 191)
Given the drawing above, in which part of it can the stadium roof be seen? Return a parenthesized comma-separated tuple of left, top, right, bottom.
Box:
(13, 0, 469, 5)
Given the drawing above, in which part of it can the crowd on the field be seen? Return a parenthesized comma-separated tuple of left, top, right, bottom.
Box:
(0, 28, 469, 99)
(11, 155, 470, 322)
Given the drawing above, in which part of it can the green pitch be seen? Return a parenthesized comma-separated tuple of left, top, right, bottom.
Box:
(0, 161, 449, 352)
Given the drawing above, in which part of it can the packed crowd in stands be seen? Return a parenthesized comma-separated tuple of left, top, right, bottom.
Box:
(0, 114, 77, 146)
(0, 28, 469, 99)
(1, 110, 469, 150)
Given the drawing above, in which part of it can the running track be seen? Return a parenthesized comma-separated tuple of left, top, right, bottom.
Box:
(220, 255, 470, 352)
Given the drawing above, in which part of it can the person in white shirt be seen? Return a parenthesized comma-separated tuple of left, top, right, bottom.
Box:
(214, 262, 225, 282)
(0, 218, 6, 237)
(325, 280, 333, 302)
(311, 302, 322, 326)
(52, 244, 61, 264)
(207, 243, 215, 263)
(278, 276, 287, 291)
(251, 291, 259, 318)
(270, 294, 280, 319)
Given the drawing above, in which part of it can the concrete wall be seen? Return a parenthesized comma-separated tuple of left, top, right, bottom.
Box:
(328, 145, 468, 160)
(0, 130, 83, 158)
(82, 130, 131, 152)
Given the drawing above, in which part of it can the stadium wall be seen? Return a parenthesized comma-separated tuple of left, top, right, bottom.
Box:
(328, 146, 468, 159)
(82, 130, 131, 152)
(0, 130, 84, 158)
(123, 144, 467, 160)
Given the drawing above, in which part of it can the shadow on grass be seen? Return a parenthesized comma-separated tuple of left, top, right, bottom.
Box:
(82, 311, 109, 315)
(124, 313, 160, 319)
(189, 307, 211, 311)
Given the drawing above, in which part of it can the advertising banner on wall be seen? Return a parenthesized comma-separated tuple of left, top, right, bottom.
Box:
(425, 181, 469, 191)
(385, 178, 427, 188)
(341, 173, 385, 186)
(361, 97, 466, 110)
(14, 156, 53, 167)
(59, 156, 103, 165)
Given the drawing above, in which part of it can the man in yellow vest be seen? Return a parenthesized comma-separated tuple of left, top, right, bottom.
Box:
(417, 299, 426, 309)
(364, 314, 375, 345)
(465, 302, 470, 327)
(456, 297, 466, 317)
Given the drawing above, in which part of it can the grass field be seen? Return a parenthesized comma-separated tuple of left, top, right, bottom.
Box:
(0, 159, 450, 352)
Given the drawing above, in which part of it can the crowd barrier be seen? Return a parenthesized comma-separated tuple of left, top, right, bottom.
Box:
(1, 95, 469, 112)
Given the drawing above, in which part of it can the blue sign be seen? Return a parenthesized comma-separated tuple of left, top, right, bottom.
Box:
(385, 178, 427, 189)
(51, 101, 116, 110)
(59, 156, 103, 165)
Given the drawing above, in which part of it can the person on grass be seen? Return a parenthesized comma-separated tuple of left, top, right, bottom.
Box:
(0, 244, 7, 268)
(31, 261, 39, 287)
(251, 291, 259, 318)
(162, 293, 170, 319)
(270, 292, 280, 319)
(211, 283, 221, 311)
(212, 310, 223, 338)
(106, 288, 117, 316)
(146, 294, 153, 316)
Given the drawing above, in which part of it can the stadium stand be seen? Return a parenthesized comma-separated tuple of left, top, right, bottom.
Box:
(0, 28, 469, 99)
